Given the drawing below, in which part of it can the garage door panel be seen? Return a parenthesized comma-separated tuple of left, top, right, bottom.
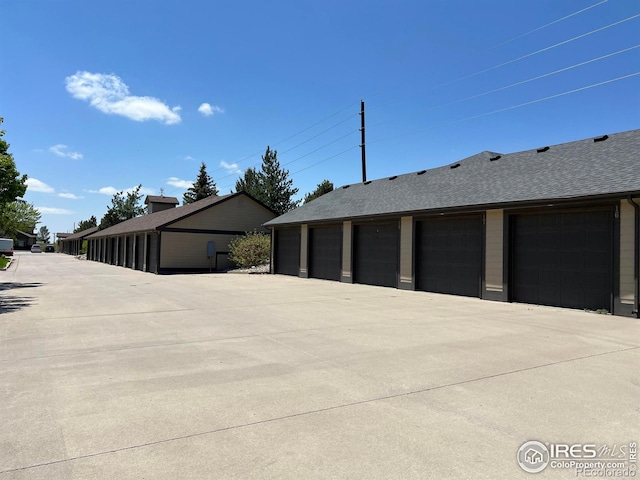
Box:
(275, 229, 300, 276)
(353, 223, 399, 288)
(416, 215, 483, 298)
(511, 208, 613, 312)
(309, 226, 342, 281)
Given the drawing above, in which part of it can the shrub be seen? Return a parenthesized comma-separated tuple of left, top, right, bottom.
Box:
(228, 231, 270, 268)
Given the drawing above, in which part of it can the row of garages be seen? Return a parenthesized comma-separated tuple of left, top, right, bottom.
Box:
(266, 130, 639, 317)
(272, 202, 636, 317)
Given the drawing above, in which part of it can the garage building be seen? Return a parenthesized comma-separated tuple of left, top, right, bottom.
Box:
(86, 192, 275, 273)
(265, 129, 640, 317)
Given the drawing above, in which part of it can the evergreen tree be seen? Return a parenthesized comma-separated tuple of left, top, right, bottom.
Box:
(183, 162, 218, 204)
(303, 180, 334, 204)
(235, 167, 264, 202)
(99, 185, 145, 229)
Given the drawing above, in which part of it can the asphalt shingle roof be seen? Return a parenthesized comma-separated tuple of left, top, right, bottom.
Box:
(87, 194, 235, 239)
(63, 226, 99, 241)
(265, 129, 640, 226)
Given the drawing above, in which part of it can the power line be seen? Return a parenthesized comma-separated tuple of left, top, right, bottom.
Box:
(370, 72, 640, 146)
(371, 12, 640, 112)
(488, 0, 609, 49)
(206, 101, 359, 177)
(370, 45, 640, 128)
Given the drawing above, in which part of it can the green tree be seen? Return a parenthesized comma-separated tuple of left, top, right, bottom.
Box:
(303, 179, 334, 204)
(183, 162, 219, 204)
(99, 185, 145, 229)
(259, 147, 299, 215)
(235, 147, 299, 215)
(0, 200, 41, 238)
(234, 167, 264, 202)
(37, 225, 51, 243)
(0, 117, 28, 205)
(75, 215, 97, 233)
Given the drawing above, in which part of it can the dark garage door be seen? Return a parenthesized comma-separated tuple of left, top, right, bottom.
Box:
(309, 226, 342, 281)
(354, 223, 399, 288)
(511, 208, 613, 311)
(275, 228, 300, 276)
(416, 215, 483, 297)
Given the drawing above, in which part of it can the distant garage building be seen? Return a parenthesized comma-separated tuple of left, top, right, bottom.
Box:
(265, 129, 640, 317)
(86, 192, 275, 273)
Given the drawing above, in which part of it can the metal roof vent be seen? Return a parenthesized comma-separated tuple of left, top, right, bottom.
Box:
(389, 176, 397, 180)
(342, 185, 350, 189)
(489, 155, 501, 161)
(417, 170, 427, 175)
(450, 163, 460, 169)
(364, 181, 372, 185)
(537, 146, 549, 153)
(593, 134, 609, 142)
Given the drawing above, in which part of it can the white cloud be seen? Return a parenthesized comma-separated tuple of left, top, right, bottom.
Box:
(36, 207, 74, 215)
(198, 103, 224, 116)
(58, 192, 83, 200)
(50, 144, 83, 160)
(65, 71, 181, 125)
(220, 160, 242, 175)
(26, 178, 55, 193)
(167, 177, 193, 189)
(89, 185, 156, 196)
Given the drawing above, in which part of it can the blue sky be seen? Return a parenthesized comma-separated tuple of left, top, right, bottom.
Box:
(1, 0, 638, 236)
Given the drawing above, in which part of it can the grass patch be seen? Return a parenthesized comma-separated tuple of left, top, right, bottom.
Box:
(0, 257, 10, 269)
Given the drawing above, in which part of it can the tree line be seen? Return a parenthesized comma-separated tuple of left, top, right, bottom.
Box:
(74, 146, 334, 232)
(0, 117, 335, 238)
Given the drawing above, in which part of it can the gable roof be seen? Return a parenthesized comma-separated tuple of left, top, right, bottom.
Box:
(145, 195, 179, 205)
(265, 129, 640, 226)
(87, 192, 274, 239)
(63, 227, 99, 241)
(17, 230, 36, 238)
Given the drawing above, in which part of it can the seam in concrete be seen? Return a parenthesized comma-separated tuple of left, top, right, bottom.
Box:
(2, 345, 637, 475)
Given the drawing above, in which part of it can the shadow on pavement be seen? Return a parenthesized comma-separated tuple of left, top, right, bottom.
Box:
(0, 282, 42, 313)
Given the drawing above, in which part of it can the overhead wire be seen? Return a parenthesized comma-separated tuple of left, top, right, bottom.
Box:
(165, 4, 638, 194)
(370, 12, 640, 111)
(369, 45, 640, 128)
(369, 72, 640, 147)
(487, 0, 609, 49)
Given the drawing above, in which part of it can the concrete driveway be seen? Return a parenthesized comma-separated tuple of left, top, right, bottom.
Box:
(0, 252, 638, 479)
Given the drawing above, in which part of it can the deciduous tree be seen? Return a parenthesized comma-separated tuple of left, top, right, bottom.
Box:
(99, 185, 145, 229)
(37, 226, 51, 243)
(74, 215, 97, 233)
(0, 200, 41, 238)
(0, 117, 27, 205)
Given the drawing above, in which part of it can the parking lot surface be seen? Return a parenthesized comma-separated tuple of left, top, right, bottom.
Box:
(0, 252, 638, 479)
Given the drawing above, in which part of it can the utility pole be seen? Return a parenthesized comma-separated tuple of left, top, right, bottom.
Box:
(359, 99, 366, 182)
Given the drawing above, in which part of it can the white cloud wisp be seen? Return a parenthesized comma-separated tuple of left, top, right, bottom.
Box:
(58, 193, 83, 200)
(167, 177, 193, 189)
(220, 160, 242, 175)
(65, 71, 181, 125)
(26, 178, 55, 193)
(50, 144, 83, 160)
(198, 103, 224, 116)
(37, 207, 74, 215)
